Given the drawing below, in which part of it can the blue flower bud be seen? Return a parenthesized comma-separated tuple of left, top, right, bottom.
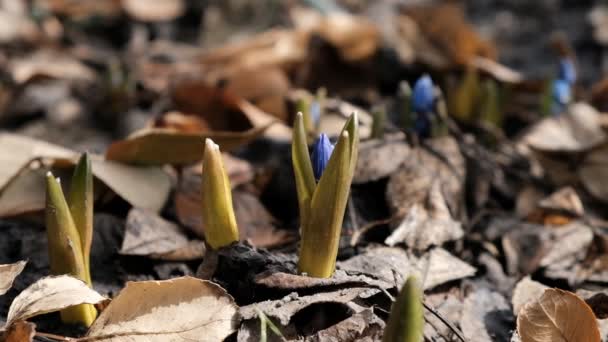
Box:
(311, 133, 334, 180)
(558, 58, 576, 84)
(411, 75, 435, 114)
(552, 79, 571, 115)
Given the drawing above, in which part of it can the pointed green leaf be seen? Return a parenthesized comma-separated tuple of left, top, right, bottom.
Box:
(201, 139, 239, 249)
(291, 112, 316, 225)
(341, 112, 359, 178)
(45, 172, 97, 326)
(298, 131, 351, 278)
(479, 79, 502, 127)
(68, 153, 93, 286)
(449, 66, 480, 122)
(383, 276, 424, 342)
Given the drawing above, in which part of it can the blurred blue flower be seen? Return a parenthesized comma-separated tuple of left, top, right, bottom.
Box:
(552, 79, 571, 115)
(558, 58, 576, 84)
(311, 133, 334, 180)
(414, 113, 431, 138)
(412, 75, 435, 114)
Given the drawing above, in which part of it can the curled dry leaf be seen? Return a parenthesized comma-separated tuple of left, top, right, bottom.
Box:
(517, 288, 601, 342)
(0, 261, 26, 296)
(9, 50, 96, 84)
(120, 208, 205, 261)
(5, 275, 105, 327)
(86, 277, 239, 341)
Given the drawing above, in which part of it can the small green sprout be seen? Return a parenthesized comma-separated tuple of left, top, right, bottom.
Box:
(371, 105, 386, 139)
(383, 276, 424, 342)
(292, 112, 358, 278)
(449, 65, 480, 122)
(398, 81, 413, 130)
(479, 79, 502, 127)
(201, 138, 239, 249)
(45, 154, 97, 326)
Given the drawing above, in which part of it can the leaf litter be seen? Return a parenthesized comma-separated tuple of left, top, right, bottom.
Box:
(1, 1, 608, 342)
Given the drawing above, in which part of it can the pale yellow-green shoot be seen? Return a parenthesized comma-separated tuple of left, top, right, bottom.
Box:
(201, 138, 239, 249)
(45, 171, 97, 326)
(383, 276, 424, 342)
(293, 112, 359, 278)
(68, 153, 93, 285)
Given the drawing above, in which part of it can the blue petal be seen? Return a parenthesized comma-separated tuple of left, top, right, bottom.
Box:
(411, 75, 435, 114)
(414, 113, 431, 138)
(558, 58, 576, 84)
(311, 133, 334, 180)
(552, 79, 571, 115)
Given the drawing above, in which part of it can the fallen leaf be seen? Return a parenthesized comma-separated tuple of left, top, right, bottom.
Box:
(316, 13, 380, 62)
(240, 287, 373, 326)
(512, 277, 548, 316)
(5, 275, 105, 327)
(9, 49, 96, 84)
(385, 181, 464, 250)
(122, 0, 185, 22)
(353, 133, 410, 184)
(386, 136, 465, 220)
(120, 208, 205, 261)
(306, 308, 384, 341)
(0, 261, 26, 296)
(106, 81, 286, 164)
(522, 103, 606, 153)
(86, 277, 239, 341)
(460, 287, 512, 342)
(2, 321, 35, 342)
(0, 134, 171, 215)
(580, 142, 608, 203)
(517, 288, 601, 342)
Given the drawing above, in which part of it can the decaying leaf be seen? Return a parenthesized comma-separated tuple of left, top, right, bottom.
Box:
(240, 287, 374, 326)
(512, 277, 548, 316)
(5, 275, 105, 327)
(309, 308, 384, 342)
(517, 289, 601, 342)
(86, 277, 239, 341)
(2, 321, 35, 342)
(0, 261, 26, 296)
(120, 208, 205, 260)
(385, 181, 463, 250)
(353, 133, 410, 184)
(460, 287, 512, 342)
(9, 49, 96, 84)
(386, 136, 465, 220)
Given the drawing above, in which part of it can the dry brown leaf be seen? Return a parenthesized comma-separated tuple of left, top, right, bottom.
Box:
(512, 277, 548, 316)
(40, 0, 122, 19)
(386, 136, 465, 220)
(517, 288, 600, 342)
(0, 261, 26, 296)
(580, 142, 608, 203)
(106, 81, 288, 164)
(353, 133, 410, 184)
(385, 181, 463, 250)
(5, 275, 105, 327)
(522, 103, 606, 153)
(9, 50, 96, 84)
(122, 0, 185, 22)
(0, 134, 171, 215)
(460, 288, 511, 342)
(120, 208, 205, 260)
(402, 3, 496, 67)
(86, 277, 239, 341)
(316, 13, 380, 62)
(2, 321, 35, 342)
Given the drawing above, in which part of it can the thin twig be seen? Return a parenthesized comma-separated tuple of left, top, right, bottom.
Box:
(35, 332, 75, 341)
(423, 301, 467, 342)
